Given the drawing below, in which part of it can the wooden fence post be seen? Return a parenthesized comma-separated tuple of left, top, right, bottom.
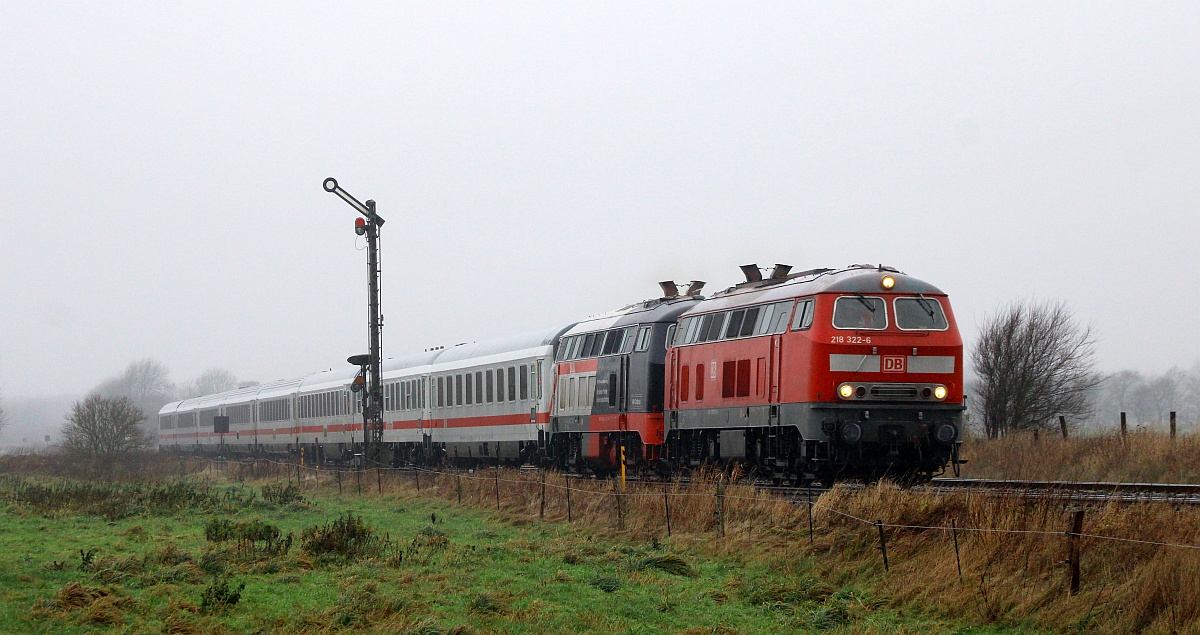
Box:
(377, 468, 382, 494)
(951, 518, 962, 582)
(1059, 415, 1069, 439)
(1067, 509, 1085, 595)
(494, 467, 500, 511)
(807, 484, 814, 546)
(1120, 412, 1127, 438)
(663, 490, 672, 537)
(415, 469, 421, 492)
(1033, 429, 1040, 443)
(539, 471, 546, 520)
(456, 472, 462, 504)
(876, 520, 889, 572)
(565, 476, 572, 523)
(337, 469, 342, 495)
(715, 477, 726, 538)
(1171, 411, 1177, 439)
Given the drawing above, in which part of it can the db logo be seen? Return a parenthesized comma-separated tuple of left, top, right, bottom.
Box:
(882, 356, 906, 373)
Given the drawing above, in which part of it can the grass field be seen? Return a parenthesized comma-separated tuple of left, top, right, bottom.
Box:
(0, 469, 1034, 635)
(959, 429, 1200, 483)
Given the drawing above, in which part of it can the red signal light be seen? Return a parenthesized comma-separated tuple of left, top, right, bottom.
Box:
(354, 217, 367, 236)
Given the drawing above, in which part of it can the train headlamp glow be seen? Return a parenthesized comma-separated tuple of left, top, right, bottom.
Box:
(838, 384, 855, 399)
(881, 275, 895, 290)
(933, 386, 947, 400)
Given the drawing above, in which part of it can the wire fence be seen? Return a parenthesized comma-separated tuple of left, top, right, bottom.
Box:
(196, 456, 1200, 556)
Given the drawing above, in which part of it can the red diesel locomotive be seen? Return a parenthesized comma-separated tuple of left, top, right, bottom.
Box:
(659, 264, 965, 482)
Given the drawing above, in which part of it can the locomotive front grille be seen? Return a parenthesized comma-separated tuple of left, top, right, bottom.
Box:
(870, 385, 919, 399)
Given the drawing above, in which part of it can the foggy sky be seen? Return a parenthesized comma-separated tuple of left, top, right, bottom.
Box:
(2, 2, 1198, 399)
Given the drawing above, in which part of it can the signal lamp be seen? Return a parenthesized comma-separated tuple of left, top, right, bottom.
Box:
(933, 386, 947, 400)
(838, 384, 854, 399)
(881, 275, 895, 290)
(355, 217, 367, 236)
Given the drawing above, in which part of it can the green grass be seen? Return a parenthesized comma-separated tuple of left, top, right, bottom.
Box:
(0, 476, 1037, 634)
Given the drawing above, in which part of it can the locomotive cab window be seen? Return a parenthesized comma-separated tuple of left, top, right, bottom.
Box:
(832, 296, 888, 330)
(894, 297, 949, 331)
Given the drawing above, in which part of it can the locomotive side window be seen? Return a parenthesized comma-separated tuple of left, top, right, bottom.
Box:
(724, 310, 746, 339)
(739, 307, 759, 337)
(770, 301, 794, 333)
(680, 365, 690, 401)
(832, 296, 888, 330)
(621, 326, 638, 353)
(894, 297, 949, 331)
(790, 298, 815, 331)
(635, 326, 653, 351)
(694, 364, 705, 401)
(753, 304, 775, 335)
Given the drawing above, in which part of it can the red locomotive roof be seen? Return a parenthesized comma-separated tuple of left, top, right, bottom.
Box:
(683, 265, 946, 315)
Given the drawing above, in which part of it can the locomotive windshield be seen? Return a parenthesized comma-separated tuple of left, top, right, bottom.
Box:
(894, 296, 949, 330)
(832, 295, 888, 329)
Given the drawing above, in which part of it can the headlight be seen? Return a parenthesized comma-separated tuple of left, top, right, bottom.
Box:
(933, 386, 947, 400)
(838, 384, 854, 399)
(840, 422, 863, 443)
(935, 423, 957, 444)
(881, 275, 895, 290)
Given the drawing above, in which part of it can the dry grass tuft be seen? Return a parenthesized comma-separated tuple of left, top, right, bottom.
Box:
(961, 430, 1200, 483)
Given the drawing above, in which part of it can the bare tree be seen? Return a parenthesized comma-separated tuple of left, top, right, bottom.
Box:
(61, 394, 150, 460)
(179, 368, 242, 399)
(971, 299, 1102, 438)
(93, 358, 176, 441)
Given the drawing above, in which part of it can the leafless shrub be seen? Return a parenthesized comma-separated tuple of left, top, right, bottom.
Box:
(971, 299, 1102, 438)
(60, 394, 150, 464)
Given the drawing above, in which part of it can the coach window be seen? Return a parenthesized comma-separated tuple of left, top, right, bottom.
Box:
(833, 296, 888, 330)
(491, 369, 501, 403)
(519, 365, 529, 400)
(464, 374, 473, 406)
(436, 377, 444, 408)
(791, 298, 815, 331)
(486, 371, 494, 403)
(508, 367, 517, 401)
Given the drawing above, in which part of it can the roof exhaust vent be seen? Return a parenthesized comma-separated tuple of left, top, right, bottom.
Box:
(769, 264, 792, 280)
(659, 281, 679, 298)
(685, 280, 706, 297)
(739, 264, 762, 283)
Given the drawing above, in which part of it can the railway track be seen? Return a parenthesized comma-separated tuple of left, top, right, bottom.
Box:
(926, 478, 1200, 505)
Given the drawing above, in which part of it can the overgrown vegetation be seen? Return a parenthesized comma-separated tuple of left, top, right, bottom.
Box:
(962, 429, 1200, 482)
(16, 454, 1200, 633)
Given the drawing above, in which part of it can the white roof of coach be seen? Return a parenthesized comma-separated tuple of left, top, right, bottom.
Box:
(252, 377, 303, 400)
(432, 328, 566, 367)
(297, 367, 359, 392)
